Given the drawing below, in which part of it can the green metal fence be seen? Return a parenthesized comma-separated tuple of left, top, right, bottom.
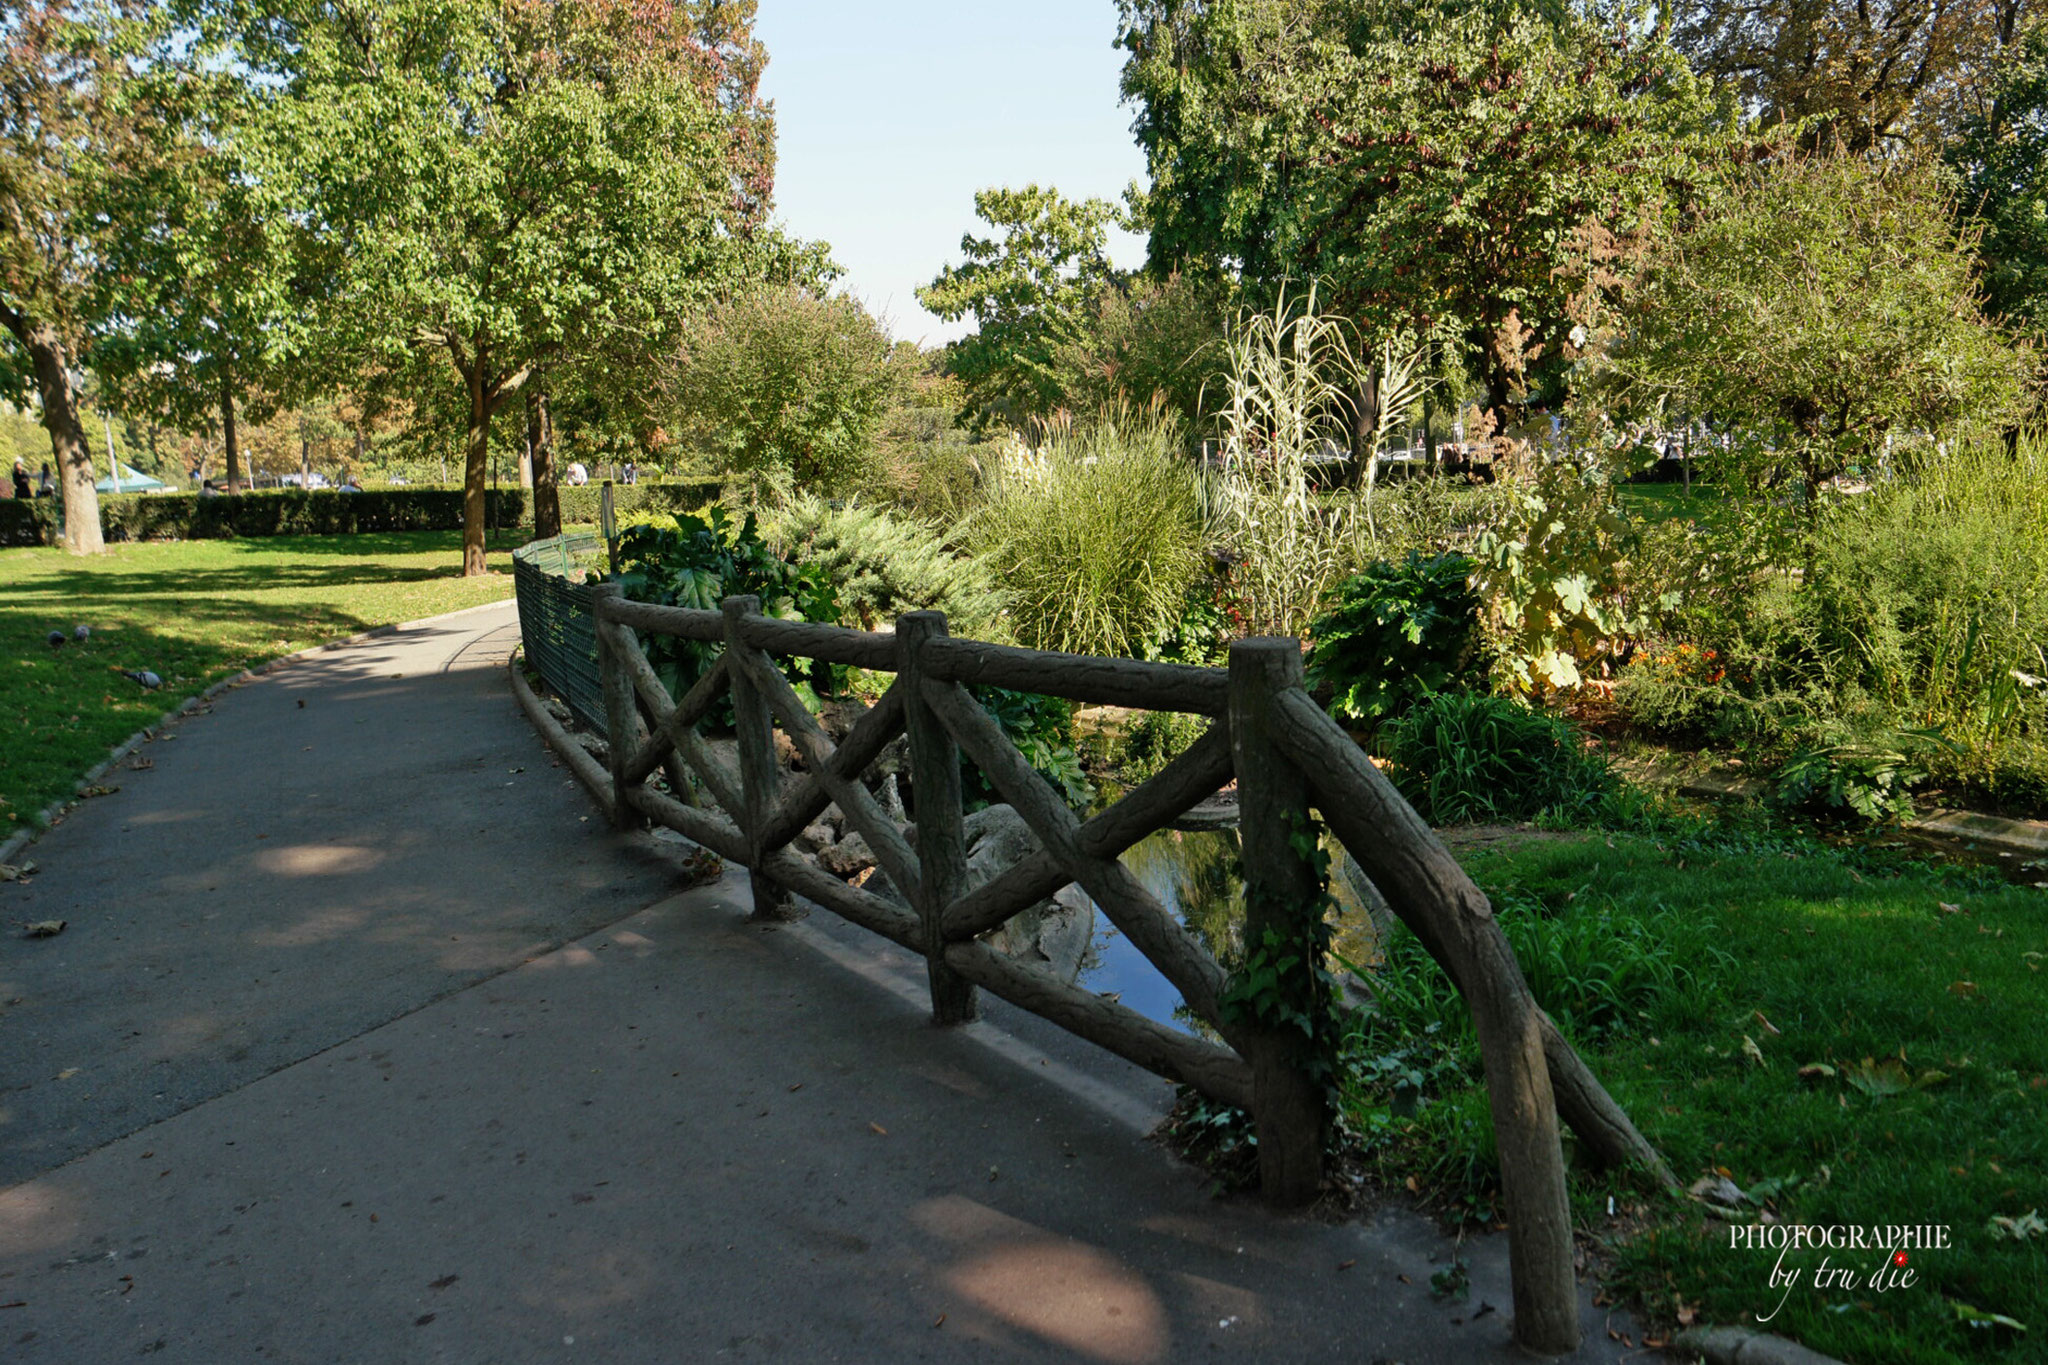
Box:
(513, 532, 606, 730)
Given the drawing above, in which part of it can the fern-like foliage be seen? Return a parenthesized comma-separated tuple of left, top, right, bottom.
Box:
(766, 495, 1011, 641)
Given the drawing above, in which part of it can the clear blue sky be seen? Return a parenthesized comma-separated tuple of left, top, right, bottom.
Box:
(753, 0, 1150, 347)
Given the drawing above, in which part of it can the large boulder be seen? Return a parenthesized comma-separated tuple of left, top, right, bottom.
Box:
(962, 805, 1094, 984)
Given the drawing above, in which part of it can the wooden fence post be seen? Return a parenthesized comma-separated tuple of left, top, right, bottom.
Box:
(1227, 637, 1327, 1205)
(591, 583, 639, 831)
(899, 611, 976, 1024)
(723, 595, 797, 922)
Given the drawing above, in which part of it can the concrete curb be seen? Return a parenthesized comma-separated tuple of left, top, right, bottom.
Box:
(0, 594, 516, 867)
(1666, 769, 2048, 873)
(1675, 1325, 1846, 1365)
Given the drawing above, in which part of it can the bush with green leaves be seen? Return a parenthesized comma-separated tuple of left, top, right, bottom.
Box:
(1381, 692, 1614, 825)
(612, 506, 837, 716)
(1768, 736, 1941, 826)
(1307, 551, 1480, 724)
(764, 495, 1009, 640)
(1468, 457, 1653, 694)
(960, 409, 1204, 658)
(1639, 437, 2048, 804)
(663, 285, 904, 503)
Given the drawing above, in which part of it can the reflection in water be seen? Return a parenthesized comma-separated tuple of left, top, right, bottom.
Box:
(1075, 828, 1388, 1033)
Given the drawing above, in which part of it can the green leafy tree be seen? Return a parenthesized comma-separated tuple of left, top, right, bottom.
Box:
(662, 285, 903, 502)
(1672, 0, 2027, 153)
(1117, 0, 1730, 413)
(1951, 24, 2048, 346)
(917, 184, 1123, 427)
(230, 0, 794, 574)
(1045, 269, 1229, 435)
(1603, 153, 2033, 514)
(0, 1, 166, 551)
(93, 58, 298, 491)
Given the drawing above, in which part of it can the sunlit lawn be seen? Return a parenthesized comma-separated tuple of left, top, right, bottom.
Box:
(1375, 830, 2048, 1363)
(0, 530, 526, 835)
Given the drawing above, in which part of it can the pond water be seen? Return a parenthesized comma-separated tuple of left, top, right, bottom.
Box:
(1070, 825, 1390, 1032)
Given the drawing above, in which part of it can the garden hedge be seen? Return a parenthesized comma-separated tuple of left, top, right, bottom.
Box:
(0, 480, 720, 548)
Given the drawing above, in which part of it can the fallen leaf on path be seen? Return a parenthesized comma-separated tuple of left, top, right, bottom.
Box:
(22, 920, 66, 938)
(1337, 1259, 1356, 1271)
(869, 1122, 888, 1136)
(932, 1314, 946, 1328)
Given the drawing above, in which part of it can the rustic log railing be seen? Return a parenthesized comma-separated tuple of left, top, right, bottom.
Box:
(550, 587, 1671, 1355)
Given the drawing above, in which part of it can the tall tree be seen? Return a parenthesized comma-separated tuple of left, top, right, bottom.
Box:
(94, 56, 300, 491)
(0, 1, 163, 551)
(918, 184, 1124, 427)
(232, 0, 793, 574)
(1601, 154, 2031, 512)
(1117, 0, 1730, 413)
(1671, 0, 2029, 153)
(1950, 22, 2048, 346)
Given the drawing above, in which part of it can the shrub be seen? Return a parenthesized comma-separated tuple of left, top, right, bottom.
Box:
(1307, 551, 1481, 724)
(763, 496, 1009, 640)
(961, 409, 1204, 658)
(664, 285, 904, 503)
(1381, 692, 1614, 824)
(612, 506, 838, 718)
(0, 481, 719, 546)
(1805, 439, 2048, 760)
(1468, 457, 1651, 693)
(1613, 640, 1733, 738)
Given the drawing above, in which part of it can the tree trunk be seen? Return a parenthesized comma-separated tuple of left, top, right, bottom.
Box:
(221, 363, 242, 491)
(18, 323, 103, 554)
(462, 349, 491, 576)
(529, 383, 561, 540)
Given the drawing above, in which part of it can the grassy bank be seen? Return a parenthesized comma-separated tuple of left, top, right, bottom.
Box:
(1351, 827, 2047, 1363)
(0, 531, 523, 835)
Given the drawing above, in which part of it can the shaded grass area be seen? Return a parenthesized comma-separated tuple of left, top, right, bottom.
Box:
(0, 531, 524, 835)
(1354, 828, 2047, 1362)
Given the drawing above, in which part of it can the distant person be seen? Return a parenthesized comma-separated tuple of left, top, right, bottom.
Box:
(10, 459, 29, 499)
(199, 479, 220, 496)
(622, 459, 638, 485)
(566, 461, 588, 486)
(340, 473, 364, 492)
(37, 462, 54, 497)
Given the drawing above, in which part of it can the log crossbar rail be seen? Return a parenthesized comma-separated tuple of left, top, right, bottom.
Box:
(576, 588, 1670, 1355)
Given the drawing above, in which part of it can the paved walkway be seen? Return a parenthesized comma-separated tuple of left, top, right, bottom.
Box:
(0, 601, 1651, 1362)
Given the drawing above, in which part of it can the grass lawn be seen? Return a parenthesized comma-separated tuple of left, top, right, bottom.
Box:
(0, 530, 526, 836)
(1353, 827, 2048, 1363)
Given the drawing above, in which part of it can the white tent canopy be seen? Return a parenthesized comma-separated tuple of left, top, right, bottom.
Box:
(95, 462, 166, 493)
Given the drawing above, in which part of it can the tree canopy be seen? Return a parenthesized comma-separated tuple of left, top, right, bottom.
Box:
(917, 184, 1124, 427)
(1117, 0, 1734, 412)
(1671, 0, 2028, 153)
(1602, 153, 2032, 507)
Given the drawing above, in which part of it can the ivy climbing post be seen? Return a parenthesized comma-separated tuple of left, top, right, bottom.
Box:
(1226, 636, 1331, 1205)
